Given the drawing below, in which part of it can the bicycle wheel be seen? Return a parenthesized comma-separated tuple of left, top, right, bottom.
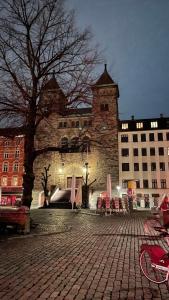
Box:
(140, 250, 167, 284)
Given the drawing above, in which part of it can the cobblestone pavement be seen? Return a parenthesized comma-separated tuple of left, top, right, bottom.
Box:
(0, 209, 169, 300)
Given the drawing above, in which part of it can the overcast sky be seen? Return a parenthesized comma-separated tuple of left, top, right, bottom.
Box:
(67, 0, 169, 120)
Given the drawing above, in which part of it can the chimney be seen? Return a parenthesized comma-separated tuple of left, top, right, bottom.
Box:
(131, 115, 134, 120)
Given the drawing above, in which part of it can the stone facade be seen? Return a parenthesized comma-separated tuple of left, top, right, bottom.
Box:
(34, 66, 119, 198)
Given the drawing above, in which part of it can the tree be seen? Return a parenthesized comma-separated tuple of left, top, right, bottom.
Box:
(41, 164, 51, 207)
(0, 0, 100, 207)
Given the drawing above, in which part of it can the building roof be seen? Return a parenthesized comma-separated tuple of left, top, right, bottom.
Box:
(43, 73, 61, 90)
(95, 64, 114, 86)
(65, 107, 92, 116)
(0, 127, 25, 137)
(119, 116, 169, 131)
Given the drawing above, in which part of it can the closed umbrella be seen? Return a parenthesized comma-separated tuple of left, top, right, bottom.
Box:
(107, 174, 112, 199)
(70, 175, 76, 210)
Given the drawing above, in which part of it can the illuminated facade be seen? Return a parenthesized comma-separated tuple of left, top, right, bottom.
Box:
(0, 134, 24, 204)
(119, 116, 169, 207)
(33, 65, 120, 206)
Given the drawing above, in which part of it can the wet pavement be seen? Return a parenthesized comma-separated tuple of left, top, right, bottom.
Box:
(0, 209, 169, 300)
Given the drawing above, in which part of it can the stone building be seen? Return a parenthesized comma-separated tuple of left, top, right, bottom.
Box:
(34, 65, 120, 206)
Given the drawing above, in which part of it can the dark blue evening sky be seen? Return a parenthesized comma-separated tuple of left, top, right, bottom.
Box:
(68, 0, 169, 120)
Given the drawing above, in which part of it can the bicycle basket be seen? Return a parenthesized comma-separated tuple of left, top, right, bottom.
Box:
(141, 244, 167, 264)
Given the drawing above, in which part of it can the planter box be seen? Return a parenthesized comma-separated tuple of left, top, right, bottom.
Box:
(0, 206, 30, 233)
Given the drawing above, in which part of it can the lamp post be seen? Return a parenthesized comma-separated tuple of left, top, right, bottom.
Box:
(82, 162, 89, 208)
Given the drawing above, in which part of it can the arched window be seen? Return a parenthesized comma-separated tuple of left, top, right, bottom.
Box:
(60, 137, 69, 152)
(82, 136, 90, 152)
(70, 137, 79, 152)
(13, 162, 19, 172)
(3, 162, 9, 172)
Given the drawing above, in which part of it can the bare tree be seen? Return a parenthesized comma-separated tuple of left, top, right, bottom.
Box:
(0, 0, 100, 207)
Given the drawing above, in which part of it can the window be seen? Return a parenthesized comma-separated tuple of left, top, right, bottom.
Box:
(149, 133, 154, 141)
(15, 150, 20, 159)
(84, 120, 90, 127)
(3, 162, 8, 172)
(61, 137, 68, 150)
(143, 180, 149, 188)
(63, 122, 67, 128)
(122, 123, 128, 130)
(152, 179, 157, 189)
(121, 148, 129, 156)
(133, 134, 138, 142)
(4, 140, 9, 147)
(161, 179, 166, 189)
(70, 137, 79, 152)
(100, 103, 109, 111)
(12, 176, 18, 186)
(13, 162, 19, 172)
(150, 147, 155, 156)
(122, 180, 128, 188)
(159, 147, 164, 155)
(1, 176, 7, 186)
(141, 148, 147, 156)
(133, 148, 138, 156)
(134, 163, 139, 171)
(71, 121, 75, 127)
(166, 132, 169, 141)
(141, 134, 146, 142)
(136, 122, 143, 129)
(121, 135, 128, 143)
(136, 180, 140, 188)
(4, 152, 9, 159)
(151, 121, 158, 128)
(142, 163, 148, 171)
(158, 133, 163, 141)
(122, 163, 129, 171)
(58, 122, 63, 128)
(75, 121, 79, 128)
(151, 162, 156, 171)
(160, 162, 165, 171)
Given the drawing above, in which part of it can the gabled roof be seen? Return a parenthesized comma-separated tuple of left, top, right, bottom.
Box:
(95, 64, 114, 86)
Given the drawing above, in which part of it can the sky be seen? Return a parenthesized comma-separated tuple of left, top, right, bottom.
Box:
(67, 0, 169, 120)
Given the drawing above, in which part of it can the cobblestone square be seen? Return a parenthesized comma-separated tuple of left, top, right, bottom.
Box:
(0, 209, 169, 300)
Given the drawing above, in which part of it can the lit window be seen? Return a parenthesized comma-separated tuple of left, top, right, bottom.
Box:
(3, 162, 8, 172)
(136, 122, 143, 129)
(13, 162, 19, 172)
(12, 176, 18, 186)
(4, 152, 9, 159)
(1, 176, 7, 186)
(15, 150, 20, 158)
(122, 123, 128, 130)
(151, 121, 158, 128)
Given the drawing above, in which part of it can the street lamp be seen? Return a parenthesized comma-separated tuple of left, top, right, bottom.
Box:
(116, 185, 121, 197)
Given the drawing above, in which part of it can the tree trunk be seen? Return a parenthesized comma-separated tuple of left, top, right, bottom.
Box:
(22, 125, 36, 208)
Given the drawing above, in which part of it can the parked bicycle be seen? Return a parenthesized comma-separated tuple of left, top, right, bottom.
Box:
(140, 226, 169, 286)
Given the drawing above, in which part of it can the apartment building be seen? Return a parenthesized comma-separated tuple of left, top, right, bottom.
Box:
(0, 133, 24, 204)
(119, 116, 169, 207)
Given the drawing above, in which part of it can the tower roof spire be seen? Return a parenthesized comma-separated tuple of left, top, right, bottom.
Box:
(95, 65, 114, 86)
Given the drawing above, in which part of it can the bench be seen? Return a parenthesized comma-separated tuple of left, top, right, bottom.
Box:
(0, 206, 30, 234)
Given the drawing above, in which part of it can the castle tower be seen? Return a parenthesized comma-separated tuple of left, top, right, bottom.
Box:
(91, 65, 119, 190)
(41, 72, 67, 115)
